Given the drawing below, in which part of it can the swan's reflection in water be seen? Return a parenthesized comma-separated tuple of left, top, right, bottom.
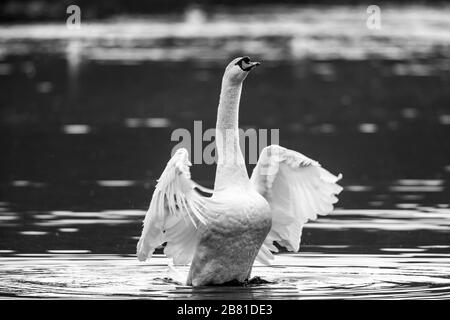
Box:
(1, 252, 449, 299)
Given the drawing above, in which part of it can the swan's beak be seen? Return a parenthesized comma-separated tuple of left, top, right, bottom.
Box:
(247, 61, 261, 70)
(242, 61, 260, 71)
(237, 56, 261, 71)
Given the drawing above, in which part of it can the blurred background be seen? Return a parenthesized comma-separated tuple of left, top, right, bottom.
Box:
(0, 0, 449, 298)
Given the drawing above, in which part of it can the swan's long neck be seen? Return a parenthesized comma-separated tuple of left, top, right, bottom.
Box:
(214, 78, 249, 190)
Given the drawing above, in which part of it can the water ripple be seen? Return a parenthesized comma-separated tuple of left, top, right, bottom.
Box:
(0, 254, 449, 299)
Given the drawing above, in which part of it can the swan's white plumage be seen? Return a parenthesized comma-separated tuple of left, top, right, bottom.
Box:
(251, 145, 343, 265)
(136, 148, 211, 265)
(137, 57, 343, 285)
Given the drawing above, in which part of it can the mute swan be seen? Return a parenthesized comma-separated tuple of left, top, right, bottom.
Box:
(137, 56, 343, 286)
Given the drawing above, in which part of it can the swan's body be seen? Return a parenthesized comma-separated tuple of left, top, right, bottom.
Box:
(187, 186, 271, 285)
(137, 57, 343, 286)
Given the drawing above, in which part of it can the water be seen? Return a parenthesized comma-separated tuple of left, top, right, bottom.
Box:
(1, 252, 449, 299)
(0, 4, 450, 299)
(1, 208, 450, 299)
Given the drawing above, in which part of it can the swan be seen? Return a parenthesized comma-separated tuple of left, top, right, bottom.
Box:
(136, 56, 343, 286)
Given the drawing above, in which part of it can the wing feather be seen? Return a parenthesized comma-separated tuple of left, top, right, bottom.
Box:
(251, 145, 343, 264)
(136, 148, 210, 265)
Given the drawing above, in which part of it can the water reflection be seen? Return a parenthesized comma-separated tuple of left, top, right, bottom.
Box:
(1, 6, 450, 62)
(0, 253, 449, 299)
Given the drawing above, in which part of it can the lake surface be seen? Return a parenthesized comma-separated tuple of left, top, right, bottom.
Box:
(0, 4, 449, 299)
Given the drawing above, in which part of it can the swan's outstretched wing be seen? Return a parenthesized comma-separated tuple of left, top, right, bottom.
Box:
(136, 148, 212, 265)
(251, 145, 343, 265)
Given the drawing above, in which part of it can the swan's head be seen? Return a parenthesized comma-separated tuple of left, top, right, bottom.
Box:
(223, 56, 260, 83)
